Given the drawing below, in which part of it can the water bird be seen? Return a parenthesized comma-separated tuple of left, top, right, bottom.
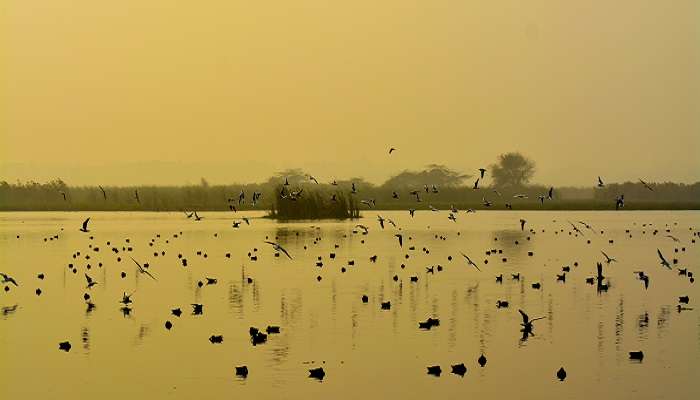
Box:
(597, 176, 604, 187)
(639, 178, 654, 191)
(451, 363, 467, 376)
(460, 253, 481, 271)
(629, 351, 644, 361)
(418, 317, 440, 330)
(520, 219, 526, 231)
(165, 321, 172, 330)
(381, 301, 391, 310)
(209, 335, 224, 344)
(657, 249, 671, 269)
(309, 367, 325, 380)
(478, 168, 486, 178)
(395, 234, 403, 247)
(496, 300, 509, 308)
(519, 309, 545, 337)
(171, 308, 182, 317)
(264, 241, 292, 259)
(266, 326, 281, 334)
(85, 273, 97, 289)
(478, 354, 487, 367)
(557, 367, 566, 381)
(236, 366, 249, 377)
(678, 296, 689, 304)
(191, 304, 203, 315)
(58, 341, 72, 352)
(130, 257, 157, 281)
(473, 178, 480, 190)
(0, 273, 18, 286)
(427, 366, 441, 376)
(79, 218, 90, 232)
(601, 251, 617, 264)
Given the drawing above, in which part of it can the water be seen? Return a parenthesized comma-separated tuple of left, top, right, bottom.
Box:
(1, 211, 698, 399)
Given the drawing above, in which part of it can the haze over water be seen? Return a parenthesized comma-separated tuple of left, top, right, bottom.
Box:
(1, 211, 698, 399)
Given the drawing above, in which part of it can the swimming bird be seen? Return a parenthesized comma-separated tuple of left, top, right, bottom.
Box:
(451, 363, 467, 376)
(58, 341, 72, 352)
(308, 175, 319, 184)
(236, 366, 249, 377)
(80, 218, 90, 233)
(130, 257, 157, 281)
(460, 253, 481, 271)
(0, 273, 18, 286)
(547, 187, 554, 200)
(355, 225, 369, 234)
(557, 367, 566, 381)
(264, 241, 292, 259)
(657, 249, 671, 269)
(477, 354, 487, 367)
(309, 367, 325, 380)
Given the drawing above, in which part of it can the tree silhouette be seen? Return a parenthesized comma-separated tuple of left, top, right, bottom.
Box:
(490, 152, 536, 188)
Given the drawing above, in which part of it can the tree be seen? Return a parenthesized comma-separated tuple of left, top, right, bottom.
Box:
(490, 152, 536, 188)
(381, 164, 470, 189)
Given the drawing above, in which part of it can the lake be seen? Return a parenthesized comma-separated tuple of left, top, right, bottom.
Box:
(0, 211, 698, 399)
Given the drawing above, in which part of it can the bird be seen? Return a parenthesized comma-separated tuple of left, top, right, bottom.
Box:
(134, 190, 140, 204)
(473, 178, 480, 190)
(666, 235, 680, 242)
(520, 219, 526, 231)
(547, 187, 554, 200)
(355, 225, 369, 234)
(79, 218, 90, 233)
(184, 211, 194, 219)
(426, 366, 442, 376)
(389, 147, 396, 154)
(451, 363, 467, 376)
(482, 197, 492, 207)
(629, 351, 644, 361)
(58, 341, 72, 352)
(377, 215, 385, 229)
(597, 176, 604, 187)
(519, 309, 546, 337)
(0, 273, 18, 286)
(85, 273, 97, 289)
(308, 175, 319, 184)
(98, 185, 107, 200)
(657, 249, 671, 269)
(477, 354, 487, 367)
(264, 241, 292, 259)
(309, 367, 325, 380)
(639, 179, 654, 191)
(409, 209, 416, 217)
(59, 191, 67, 201)
(460, 253, 481, 271)
(235, 366, 249, 377)
(633, 271, 650, 289)
(478, 168, 486, 178)
(130, 257, 157, 281)
(601, 251, 617, 264)
(194, 211, 203, 221)
(394, 234, 403, 247)
(209, 335, 224, 344)
(557, 367, 567, 381)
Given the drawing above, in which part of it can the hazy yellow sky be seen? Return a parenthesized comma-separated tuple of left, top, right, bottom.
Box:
(2, 1, 699, 186)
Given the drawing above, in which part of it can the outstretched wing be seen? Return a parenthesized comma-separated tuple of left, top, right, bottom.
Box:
(518, 309, 529, 324)
(82, 218, 90, 231)
(278, 245, 293, 260)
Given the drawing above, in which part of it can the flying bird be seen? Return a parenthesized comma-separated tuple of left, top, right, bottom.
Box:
(98, 186, 107, 200)
(520, 219, 526, 231)
(389, 147, 396, 154)
(639, 179, 654, 191)
(473, 178, 480, 190)
(478, 168, 486, 178)
(264, 241, 293, 259)
(134, 190, 140, 204)
(0, 272, 18, 286)
(460, 253, 481, 271)
(601, 251, 617, 264)
(130, 257, 157, 281)
(394, 234, 403, 247)
(657, 249, 671, 269)
(597, 176, 604, 187)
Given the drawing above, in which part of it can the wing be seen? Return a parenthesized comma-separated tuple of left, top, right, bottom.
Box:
(518, 309, 528, 324)
(82, 218, 90, 230)
(279, 246, 293, 260)
(142, 269, 158, 281)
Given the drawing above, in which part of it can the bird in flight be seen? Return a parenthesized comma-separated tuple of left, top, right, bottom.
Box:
(666, 235, 680, 242)
(460, 253, 480, 271)
(657, 249, 671, 269)
(547, 187, 554, 200)
(355, 225, 369, 234)
(130, 257, 157, 281)
(389, 147, 396, 154)
(0, 272, 18, 286)
(478, 168, 486, 179)
(80, 218, 91, 233)
(308, 175, 319, 184)
(639, 179, 654, 191)
(473, 178, 480, 190)
(597, 176, 605, 187)
(394, 234, 403, 247)
(615, 195, 625, 210)
(519, 309, 546, 337)
(85, 273, 98, 289)
(193, 211, 203, 221)
(377, 215, 385, 229)
(134, 190, 140, 204)
(264, 241, 293, 259)
(98, 186, 107, 200)
(520, 219, 526, 231)
(601, 251, 617, 264)
(59, 191, 67, 201)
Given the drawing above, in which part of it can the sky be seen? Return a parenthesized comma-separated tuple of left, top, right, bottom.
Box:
(2, 1, 699, 187)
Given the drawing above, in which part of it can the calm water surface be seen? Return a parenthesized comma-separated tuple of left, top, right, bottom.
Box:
(1, 211, 698, 399)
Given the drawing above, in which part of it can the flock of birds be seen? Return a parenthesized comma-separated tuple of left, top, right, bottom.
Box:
(2, 152, 698, 386)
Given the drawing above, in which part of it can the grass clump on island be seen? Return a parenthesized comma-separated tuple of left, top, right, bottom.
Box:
(268, 186, 360, 220)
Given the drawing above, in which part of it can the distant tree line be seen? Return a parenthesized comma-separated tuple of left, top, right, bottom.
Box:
(1, 153, 698, 212)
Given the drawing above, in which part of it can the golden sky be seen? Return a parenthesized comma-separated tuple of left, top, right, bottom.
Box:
(2, 1, 699, 186)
